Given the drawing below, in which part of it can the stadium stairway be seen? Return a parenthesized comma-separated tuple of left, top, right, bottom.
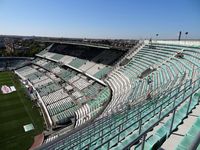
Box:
(100, 70, 132, 116)
(99, 43, 146, 116)
(100, 42, 194, 117)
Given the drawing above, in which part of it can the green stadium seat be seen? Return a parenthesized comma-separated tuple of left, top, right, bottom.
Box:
(68, 58, 87, 68)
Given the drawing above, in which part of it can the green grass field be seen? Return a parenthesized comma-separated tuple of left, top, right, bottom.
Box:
(0, 71, 44, 150)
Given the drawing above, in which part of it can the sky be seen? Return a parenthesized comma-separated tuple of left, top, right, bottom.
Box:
(0, 0, 200, 39)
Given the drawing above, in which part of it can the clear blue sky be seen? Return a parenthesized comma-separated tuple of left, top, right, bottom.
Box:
(0, 0, 200, 39)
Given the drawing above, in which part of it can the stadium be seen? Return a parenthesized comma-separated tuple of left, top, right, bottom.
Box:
(1, 39, 200, 150)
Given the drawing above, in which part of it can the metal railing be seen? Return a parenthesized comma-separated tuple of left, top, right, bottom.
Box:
(37, 67, 200, 150)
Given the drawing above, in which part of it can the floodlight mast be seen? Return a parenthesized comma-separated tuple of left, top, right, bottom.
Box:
(178, 31, 182, 41)
(185, 32, 188, 40)
(156, 33, 159, 43)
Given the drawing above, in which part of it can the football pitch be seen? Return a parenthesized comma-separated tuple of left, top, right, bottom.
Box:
(0, 71, 44, 150)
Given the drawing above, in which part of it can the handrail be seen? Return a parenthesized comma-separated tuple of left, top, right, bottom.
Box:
(189, 132, 200, 150)
(94, 78, 200, 149)
(122, 80, 199, 149)
(37, 71, 200, 150)
(103, 72, 186, 116)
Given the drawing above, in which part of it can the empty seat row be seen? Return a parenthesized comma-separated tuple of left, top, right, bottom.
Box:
(176, 117, 200, 150)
